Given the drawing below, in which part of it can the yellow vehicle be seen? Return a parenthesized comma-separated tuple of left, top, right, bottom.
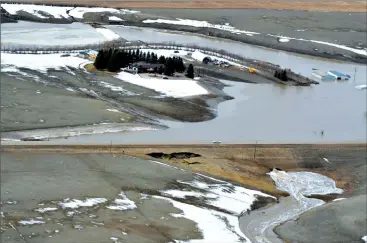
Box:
(248, 67, 256, 74)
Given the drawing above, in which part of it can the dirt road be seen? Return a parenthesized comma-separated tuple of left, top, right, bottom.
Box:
(6, 0, 367, 12)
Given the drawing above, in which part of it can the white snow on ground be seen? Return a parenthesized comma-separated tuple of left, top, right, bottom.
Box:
(278, 38, 290, 43)
(106, 192, 137, 211)
(114, 71, 208, 98)
(68, 7, 138, 19)
(2, 4, 70, 18)
(18, 219, 45, 225)
(355, 84, 367, 90)
(2, 4, 139, 19)
(95, 28, 121, 41)
(98, 81, 135, 95)
(109, 16, 123, 21)
(268, 34, 367, 56)
(160, 190, 217, 199)
(155, 196, 250, 243)
(143, 18, 258, 35)
(172, 176, 274, 215)
(1, 53, 86, 73)
(34, 207, 58, 213)
(106, 109, 122, 113)
(58, 198, 108, 209)
(362, 235, 367, 242)
(333, 198, 346, 202)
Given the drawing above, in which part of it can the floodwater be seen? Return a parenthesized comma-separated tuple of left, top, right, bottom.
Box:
(1, 21, 105, 47)
(3, 24, 367, 143)
(53, 26, 367, 143)
(109, 26, 367, 82)
(57, 78, 367, 143)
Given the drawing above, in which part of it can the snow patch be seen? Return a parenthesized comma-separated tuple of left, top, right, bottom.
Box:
(161, 190, 216, 199)
(95, 28, 121, 41)
(2, 4, 139, 19)
(18, 219, 45, 225)
(155, 196, 250, 243)
(278, 38, 290, 43)
(114, 71, 208, 98)
(34, 207, 58, 213)
(175, 176, 273, 215)
(109, 16, 123, 21)
(333, 198, 346, 202)
(106, 192, 136, 211)
(143, 18, 258, 35)
(1, 53, 86, 73)
(58, 198, 107, 209)
(268, 34, 367, 56)
(106, 109, 122, 113)
(362, 235, 367, 242)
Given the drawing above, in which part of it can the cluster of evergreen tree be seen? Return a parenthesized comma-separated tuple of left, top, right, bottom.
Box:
(94, 48, 187, 75)
(274, 69, 288, 81)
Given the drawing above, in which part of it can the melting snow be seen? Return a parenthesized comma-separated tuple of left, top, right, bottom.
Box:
(278, 38, 290, 43)
(18, 219, 45, 225)
(106, 109, 122, 113)
(109, 16, 123, 21)
(114, 71, 208, 98)
(34, 207, 58, 213)
(106, 192, 137, 211)
(155, 196, 250, 243)
(333, 198, 346, 202)
(58, 198, 107, 209)
(172, 176, 273, 216)
(161, 190, 216, 199)
(268, 34, 367, 56)
(2, 4, 139, 19)
(143, 18, 258, 35)
(95, 28, 121, 41)
(1, 53, 86, 73)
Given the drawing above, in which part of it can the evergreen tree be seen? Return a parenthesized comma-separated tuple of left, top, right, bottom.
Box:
(164, 57, 174, 76)
(151, 53, 158, 63)
(186, 64, 194, 79)
(158, 65, 164, 74)
(139, 52, 143, 61)
(146, 52, 151, 63)
(107, 49, 120, 72)
(142, 52, 147, 61)
(158, 55, 166, 64)
(94, 50, 104, 69)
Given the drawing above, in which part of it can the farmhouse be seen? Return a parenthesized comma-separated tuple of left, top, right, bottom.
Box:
(134, 62, 164, 73)
(327, 70, 351, 80)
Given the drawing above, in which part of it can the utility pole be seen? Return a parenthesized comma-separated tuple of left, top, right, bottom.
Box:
(253, 141, 258, 160)
(353, 67, 357, 82)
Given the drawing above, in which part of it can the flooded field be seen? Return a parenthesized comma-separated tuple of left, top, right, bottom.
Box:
(1, 21, 107, 47)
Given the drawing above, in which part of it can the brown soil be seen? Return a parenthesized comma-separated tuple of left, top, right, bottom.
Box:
(24, 0, 367, 12)
(2, 143, 364, 198)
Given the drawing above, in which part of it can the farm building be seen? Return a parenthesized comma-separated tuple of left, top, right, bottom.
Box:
(134, 62, 164, 73)
(327, 71, 351, 80)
